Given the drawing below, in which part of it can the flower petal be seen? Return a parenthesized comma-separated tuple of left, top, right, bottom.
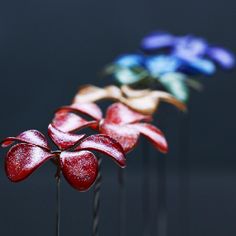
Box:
(52, 111, 98, 133)
(145, 55, 181, 77)
(159, 72, 189, 102)
(174, 36, 208, 58)
(180, 57, 216, 76)
(73, 85, 122, 104)
(60, 150, 98, 191)
(48, 124, 85, 150)
(131, 123, 168, 153)
(75, 134, 126, 167)
(121, 96, 159, 115)
(109, 55, 148, 85)
(115, 54, 144, 67)
(207, 47, 235, 69)
(151, 91, 187, 112)
(55, 103, 102, 121)
(114, 67, 148, 85)
(122, 90, 186, 115)
(141, 31, 176, 51)
(105, 103, 152, 125)
(100, 122, 139, 153)
(1, 130, 49, 150)
(121, 85, 150, 98)
(5, 143, 54, 182)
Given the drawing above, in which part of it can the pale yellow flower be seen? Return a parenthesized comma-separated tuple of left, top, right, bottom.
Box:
(73, 85, 186, 115)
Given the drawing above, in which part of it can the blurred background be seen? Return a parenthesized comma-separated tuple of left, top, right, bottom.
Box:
(0, 0, 235, 235)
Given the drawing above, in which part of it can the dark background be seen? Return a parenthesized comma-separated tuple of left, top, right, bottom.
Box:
(0, 0, 235, 235)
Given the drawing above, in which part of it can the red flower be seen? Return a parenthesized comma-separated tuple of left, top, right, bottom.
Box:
(53, 102, 168, 154)
(1, 124, 126, 191)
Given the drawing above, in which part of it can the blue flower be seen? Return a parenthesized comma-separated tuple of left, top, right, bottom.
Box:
(141, 32, 235, 72)
(105, 32, 234, 102)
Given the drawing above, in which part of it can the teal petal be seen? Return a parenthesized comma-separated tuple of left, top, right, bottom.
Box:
(114, 67, 148, 85)
(159, 72, 189, 102)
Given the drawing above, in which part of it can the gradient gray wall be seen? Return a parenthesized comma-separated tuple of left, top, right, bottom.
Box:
(0, 0, 235, 235)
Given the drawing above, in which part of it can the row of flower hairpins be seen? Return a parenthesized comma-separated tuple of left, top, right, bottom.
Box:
(1, 31, 234, 235)
(1, 96, 173, 190)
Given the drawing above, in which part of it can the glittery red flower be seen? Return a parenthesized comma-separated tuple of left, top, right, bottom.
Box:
(1, 124, 126, 191)
(53, 102, 168, 154)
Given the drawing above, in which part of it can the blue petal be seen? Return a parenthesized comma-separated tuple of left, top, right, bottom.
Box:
(174, 35, 208, 59)
(178, 57, 216, 76)
(207, 47, 235, 69)
(115, 54, 144, 67)
(145, 55, 181, 77)
(141, 31, 176, 51)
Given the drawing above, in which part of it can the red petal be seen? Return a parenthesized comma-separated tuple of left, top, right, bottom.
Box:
(48, 124, 85, 150)
(105, 103, 152, 125)
(100, 121, 140, 153)
(52, 111, 98, 133)
(5, 143, 54, 182)
(55, 103, 102, 121)
(1, 130, 49, 150)
(75, 134, 126, 167)
(131, 123, 168, 153)
(60, 151, 98, 191)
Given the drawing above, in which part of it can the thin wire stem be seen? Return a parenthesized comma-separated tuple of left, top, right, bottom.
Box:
(179, 110, 191, 236)
(154, 109, 168, 236)
(92, 156, 102, 236)
(142, 141, 151, 236)
(55, 167, 61, 236)
(156, 156, 167, 236)
(118, 168, 126, 236)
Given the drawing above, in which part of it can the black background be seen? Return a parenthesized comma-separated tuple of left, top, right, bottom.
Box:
(0, 0, 235, 235)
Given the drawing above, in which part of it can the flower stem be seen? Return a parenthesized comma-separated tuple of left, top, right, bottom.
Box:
(118, 168, 126, 236)
(178, 109, 191, 236)
(154, 109, 168, 236)
(142, 141, 151, 236)
(156, 155, 167, 236)
(92, 156, 102, 236)
(55, 167, 61, 236)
